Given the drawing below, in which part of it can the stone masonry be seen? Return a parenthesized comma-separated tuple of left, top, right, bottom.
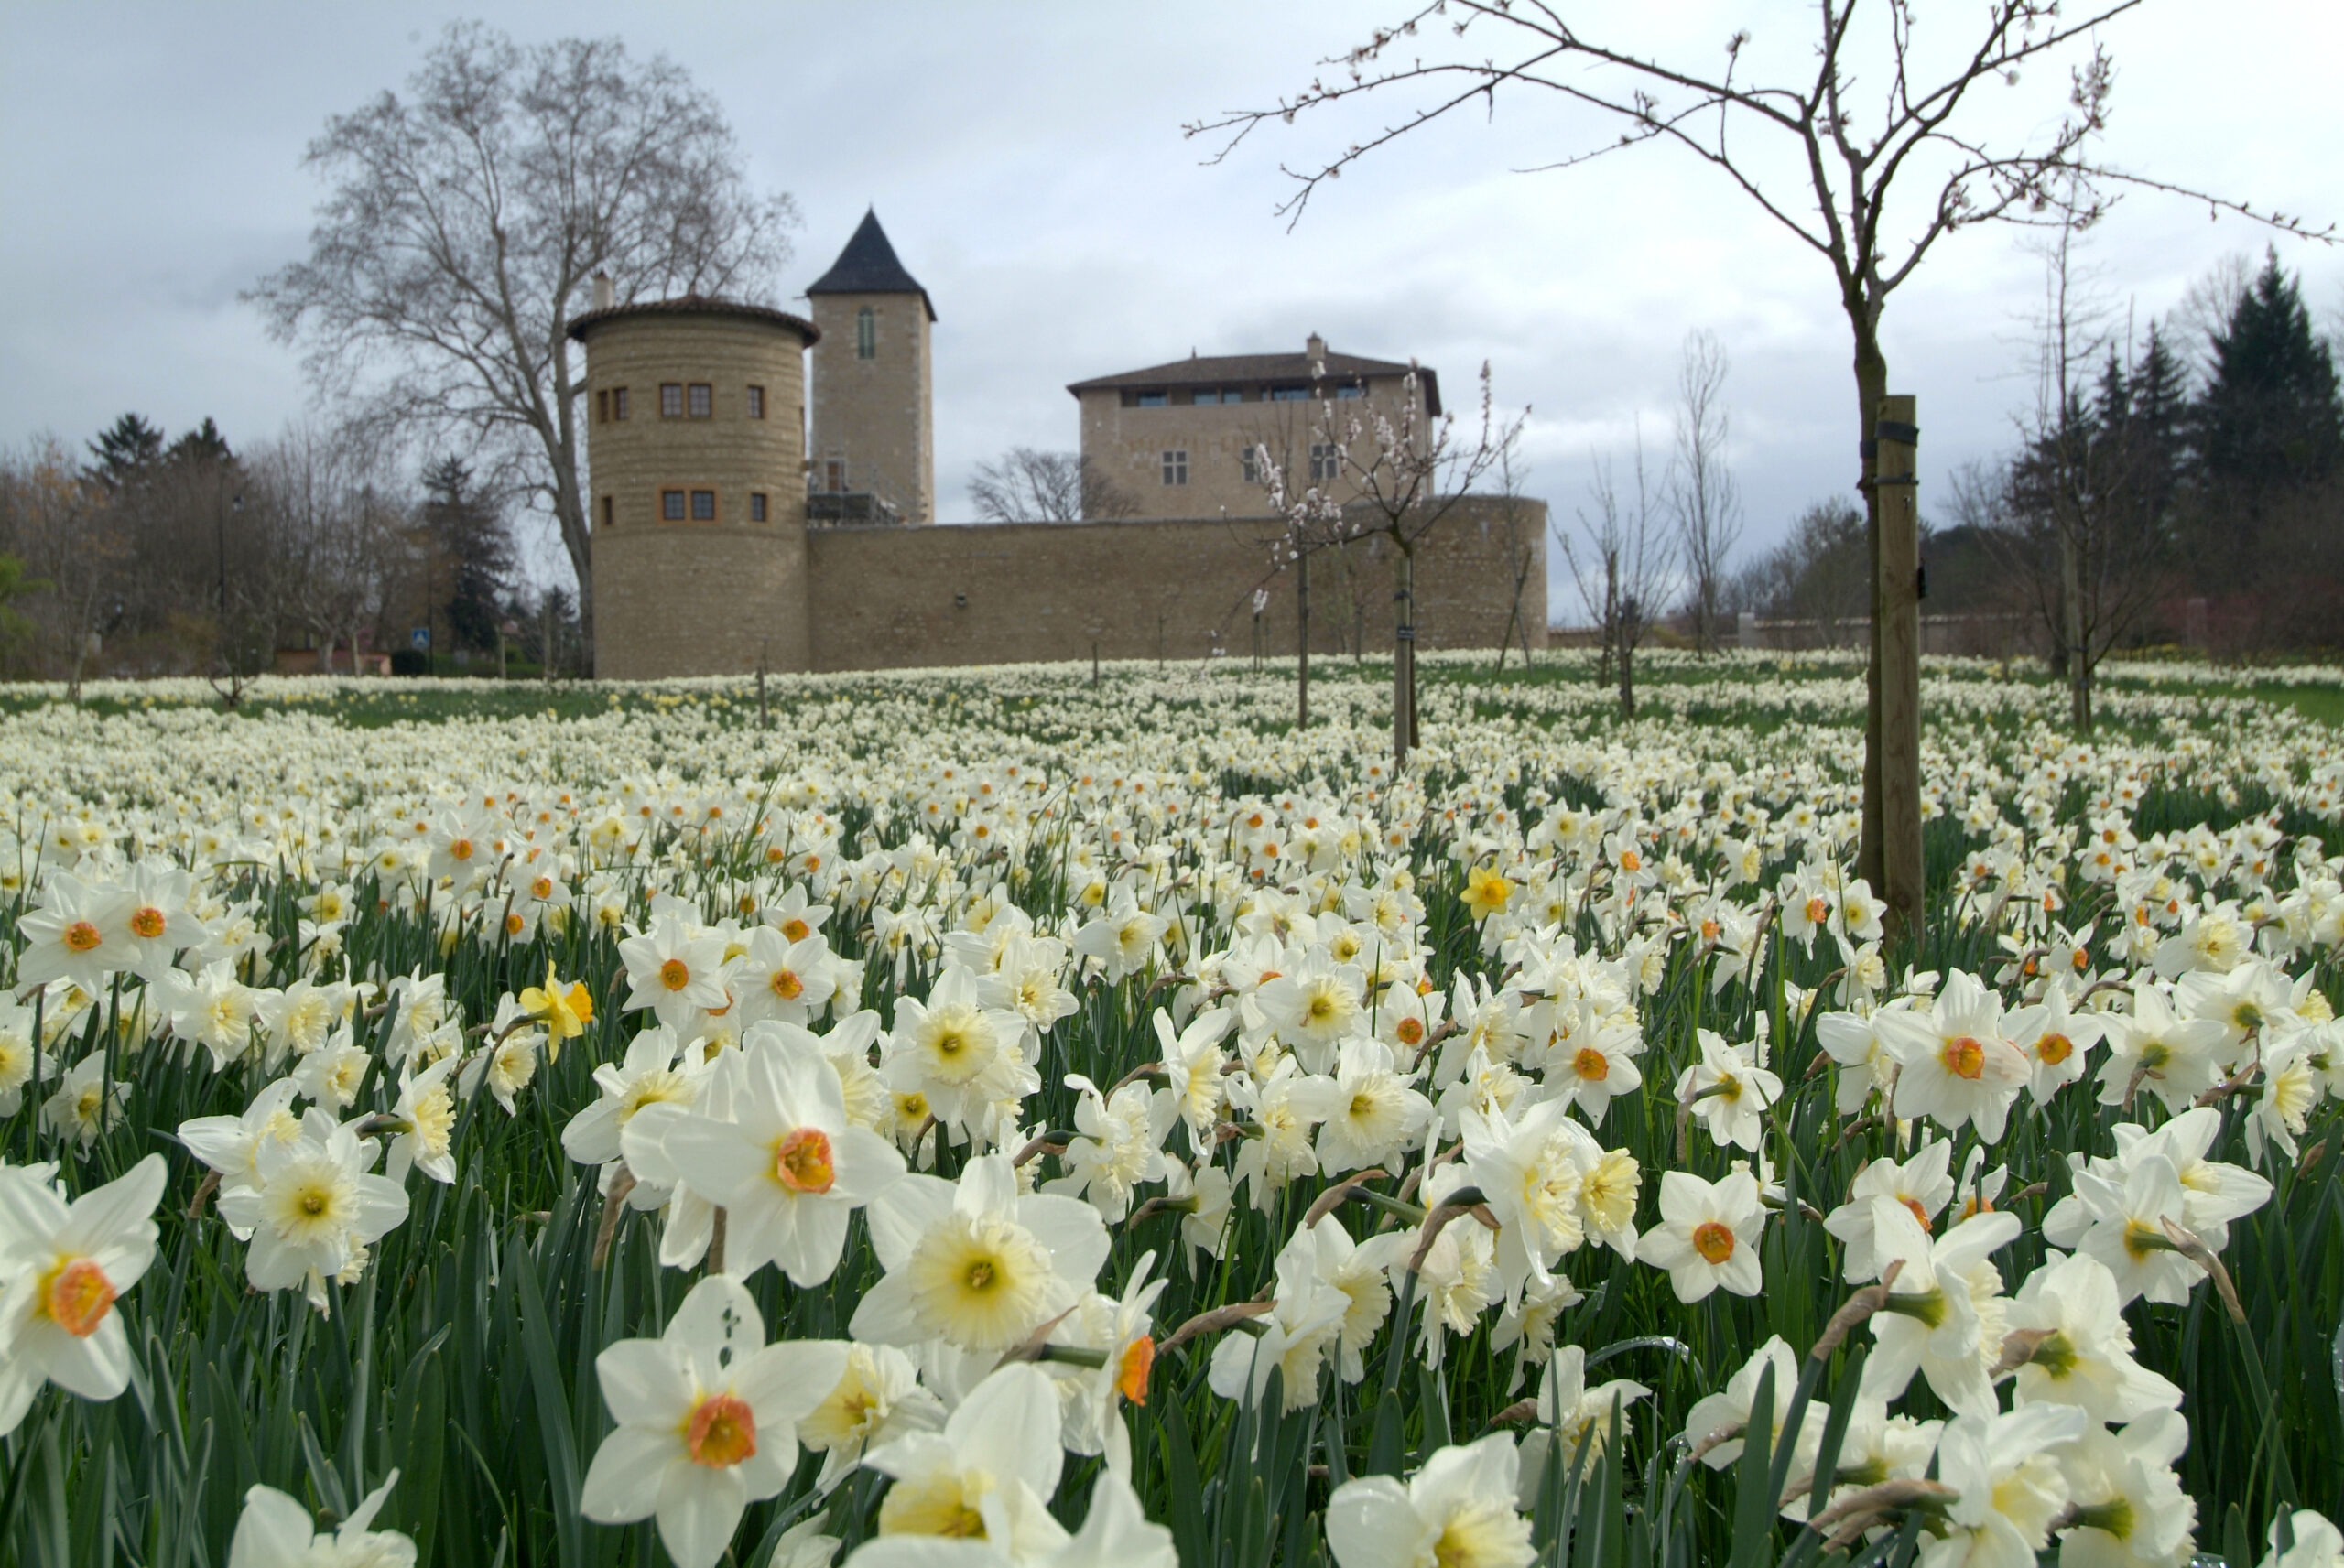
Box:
(572, 215, 1547, 680)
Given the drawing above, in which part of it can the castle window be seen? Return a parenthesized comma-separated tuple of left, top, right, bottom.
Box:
(825, 460, 846, 492)
(660, 384, 684, 418)
(1190, 388, 1221, 406)
(596, 389, 610, 424)
(856, 308, 876, 360)
(688, 383, 712, 418)
(750, 492, 768, 522)
(613, 387, 630, 420)
(1336, 383, 1365, 399)
(1161, 450, 1188, 486)
(661, 489, 686, 520)
(746, 385, 765, 419)
(1136, 390, 1167, 407)
(690, 489, 716, 520)
(1271, 385, 1308, 402)
(1310, 443, 1340, 483)
(1241, 449, 1263, 485)
(601, 495, 613, 530)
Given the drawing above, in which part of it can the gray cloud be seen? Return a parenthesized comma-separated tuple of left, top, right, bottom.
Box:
(4, 2, 2336, 611)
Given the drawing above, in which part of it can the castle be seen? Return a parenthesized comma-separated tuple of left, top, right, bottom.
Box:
(569, 211, 1545, 679)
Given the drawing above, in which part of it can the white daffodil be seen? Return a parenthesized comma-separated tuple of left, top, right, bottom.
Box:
(1043, 1073, 1172, 1221)
(1822, 1138, 1956, 1282)
(854, 1152, 1109, 1355)
(667, 1038, 904, 1285)
(1462, 1097, 1597, 1307)
(1325, 1433, 1534, 1568)
(800, 1340, 945, 1494)
(581, 1274, 847, 1568)
(1682, 1336, 1816, 1474)
(1860, 1199, 2018, 1420)
(1874, 969, 2031, 1142)
(227, 1472, 416, 1568)
(14, 872, 131, 993)
(2004, 1253, 2181, 1423)
(2096, 982, 2227, 1113)
(1517, 1343, 1649, 1481)
(2003, 978, 2106, 1103)
(1315, 1037, 1433, 1176)
(560, 1022, 706, 1169)
(0, 1152, 167, 1436)
(732, 924, 839, 1028)
(1640, 1169, 1764, 1303)
(1920, 1403, 2088, 1568)
(1673, 1029, 1781, 1152)
(178, 1077, 308, 1217)
(2260, 1510, 2344, 1568)
(215, 1109, 408, 1307)
(617, 915, 732, 1033)
(2052, 1409, 2197, 1568)
(1154, 1004, 1233, 1156)
(385, 1056, 460, 1185)
(885, 965, 1036, 1138)
(864, 1361, 1070, 1562)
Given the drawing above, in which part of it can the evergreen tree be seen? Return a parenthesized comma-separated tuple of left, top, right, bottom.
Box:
(2198, 249, 2342, 494)
(167, 417, 235, 467)
(420, 457, 514, 654)
(86, 414, 165, 485)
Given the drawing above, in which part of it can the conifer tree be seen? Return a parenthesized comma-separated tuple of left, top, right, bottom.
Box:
(2198, 251, 2342, 497)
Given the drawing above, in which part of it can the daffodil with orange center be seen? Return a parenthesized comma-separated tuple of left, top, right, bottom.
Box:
(581, 1275, 847, 1568)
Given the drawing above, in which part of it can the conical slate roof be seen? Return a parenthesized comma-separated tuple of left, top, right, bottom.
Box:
(806, 209, 936, 321)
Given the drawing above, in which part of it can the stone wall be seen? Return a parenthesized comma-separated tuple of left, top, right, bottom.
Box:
(597, 524, 811, 679)
(800, 496, 1545, 672)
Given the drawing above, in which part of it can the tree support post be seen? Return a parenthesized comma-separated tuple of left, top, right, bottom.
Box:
(1875, 395, 1925, 948)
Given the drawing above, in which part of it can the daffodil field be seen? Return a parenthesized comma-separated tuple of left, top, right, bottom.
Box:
(5, 651, 2344, 1568)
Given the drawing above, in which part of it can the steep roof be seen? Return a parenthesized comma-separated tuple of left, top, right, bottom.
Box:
(565, 297, 819, 344)
(1067, 349, 1439, 416)
(805, 209, 937, 322)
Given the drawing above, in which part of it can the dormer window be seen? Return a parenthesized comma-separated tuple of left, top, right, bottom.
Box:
(856, 308, 876, 360)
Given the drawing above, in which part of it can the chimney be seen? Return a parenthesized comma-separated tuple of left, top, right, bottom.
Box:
(591, 271, 615, 311)
(1306, 332, 1326, 362)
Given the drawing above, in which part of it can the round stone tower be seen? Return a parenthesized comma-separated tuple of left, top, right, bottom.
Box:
(568, 296, 820, 678)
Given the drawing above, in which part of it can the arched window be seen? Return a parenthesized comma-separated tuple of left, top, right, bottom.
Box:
(856, 307, 877, 360)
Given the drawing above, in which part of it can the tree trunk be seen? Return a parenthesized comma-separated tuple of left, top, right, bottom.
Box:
(1874, 395, 1926, 949)
(1852, 324, 1891, 899)
(1618, 599, 1637, 719)
(1393, 534, 1416, 773)
(1297, 547, 1311, 730)
(1598, 549, 1618, 689)
(2060, 509, 2089, 733)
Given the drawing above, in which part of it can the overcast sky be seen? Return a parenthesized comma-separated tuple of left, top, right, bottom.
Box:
(4, 2, 2338, 609)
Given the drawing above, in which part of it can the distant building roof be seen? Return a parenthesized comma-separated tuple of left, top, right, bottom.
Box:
(566, 297, 819, 344)
(1067, 347, 1439, 416)
(805, 209, 937, 322)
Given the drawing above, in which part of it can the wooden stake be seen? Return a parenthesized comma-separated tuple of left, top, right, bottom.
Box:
(1875, 395, 1924, 947)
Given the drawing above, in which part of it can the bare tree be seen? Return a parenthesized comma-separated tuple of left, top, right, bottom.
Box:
(1730, 497, 1869, 647)
(1328, 362, 1522, 770)
(1251, 433, 1357, 730)
(1557, 432, 1677, 719)
(1189, 0, 2328, 931)
(1666, 330, 1743, 654)
(1981, 188, 2175, 730)
(248, 22, 798, 671)
(968, 448, 1138, 523)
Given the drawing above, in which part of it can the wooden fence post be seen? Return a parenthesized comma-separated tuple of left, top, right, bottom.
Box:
(1876, 395, 1925, 948)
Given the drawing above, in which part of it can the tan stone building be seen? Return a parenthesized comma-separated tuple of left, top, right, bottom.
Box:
(806, 210, 937, 526)
(1069, 340, 1438, 520)
(570, 214, 1545, 679)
